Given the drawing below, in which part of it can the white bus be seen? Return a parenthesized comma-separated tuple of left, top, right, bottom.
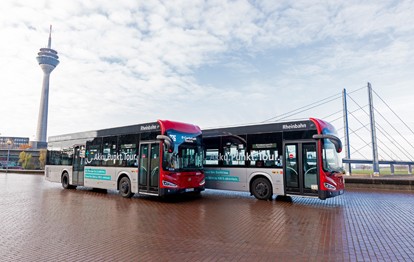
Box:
(45, 120, 205, 197)
(202, 118, 344, 200)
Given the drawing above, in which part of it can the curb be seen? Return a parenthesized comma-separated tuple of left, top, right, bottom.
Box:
(345, 176, 414, 191)
(0, 170, 44, 175)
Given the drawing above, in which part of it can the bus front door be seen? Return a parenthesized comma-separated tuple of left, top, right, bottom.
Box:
(283, 141, 318, 197)
(138, 142, 160, 195)
(72, 145, 85, 186)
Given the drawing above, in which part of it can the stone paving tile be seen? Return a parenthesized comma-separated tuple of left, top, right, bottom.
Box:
(0, 173, 413, 261)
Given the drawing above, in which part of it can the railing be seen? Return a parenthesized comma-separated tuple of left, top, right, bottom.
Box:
(343, 158, 413, 176)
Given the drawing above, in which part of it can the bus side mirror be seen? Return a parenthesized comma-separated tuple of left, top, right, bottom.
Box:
(156, 135, 174, 153)
(312, 134, 342, 153)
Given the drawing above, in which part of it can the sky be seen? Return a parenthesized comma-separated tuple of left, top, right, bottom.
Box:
(1, 0, 414, 160)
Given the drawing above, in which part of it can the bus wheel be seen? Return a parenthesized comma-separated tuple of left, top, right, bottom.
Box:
(61, 173, 75, 189)
(119, 177, 133, 198)
(251, 177, 272, 200)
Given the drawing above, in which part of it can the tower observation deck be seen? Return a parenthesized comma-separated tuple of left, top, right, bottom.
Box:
(34, 25, 59, 148)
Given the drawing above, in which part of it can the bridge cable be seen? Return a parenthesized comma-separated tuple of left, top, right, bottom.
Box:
(347, 93, 413, 160)
(373, 107, 414, 152)
(262, 85, 366, 123)
(349, 144, 369, 159)
(262, 94, 342, 122)
(347, 106, 404, 160)
(321, 109, 342, 122)
(374, 110, 414, 160)
(373, 89, 414, 135)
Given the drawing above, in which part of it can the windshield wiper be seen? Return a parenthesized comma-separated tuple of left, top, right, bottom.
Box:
(329, 169, 344, 177)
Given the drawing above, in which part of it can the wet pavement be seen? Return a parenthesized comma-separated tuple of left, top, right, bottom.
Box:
(0, 173, 413, 261)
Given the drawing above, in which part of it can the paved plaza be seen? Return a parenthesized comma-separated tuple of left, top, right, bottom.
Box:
(0, 173, 413, 261)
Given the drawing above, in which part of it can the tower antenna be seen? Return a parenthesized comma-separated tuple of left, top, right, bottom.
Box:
(48, 25, 52, 48)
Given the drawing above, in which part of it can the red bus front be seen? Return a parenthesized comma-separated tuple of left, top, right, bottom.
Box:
(157, 120, 205, 196)
(310, 118, 345, 200)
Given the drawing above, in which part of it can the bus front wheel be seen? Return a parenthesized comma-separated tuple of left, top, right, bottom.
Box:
(251, 177, 272, 200)
(119, 177, 133, 198)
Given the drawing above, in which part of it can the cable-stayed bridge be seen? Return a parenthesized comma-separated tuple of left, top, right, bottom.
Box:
(262, 82, 414, 176)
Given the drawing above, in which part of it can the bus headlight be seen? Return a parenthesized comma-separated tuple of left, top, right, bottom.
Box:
(324, 182, 336, 191)
(199, 179, 205, 186)
(162, 180, 178, 188)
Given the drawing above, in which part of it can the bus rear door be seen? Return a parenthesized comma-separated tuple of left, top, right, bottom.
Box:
(283, 141, 318, 197)
(72, 145, 85, 186)
(138, 142, 160, 195)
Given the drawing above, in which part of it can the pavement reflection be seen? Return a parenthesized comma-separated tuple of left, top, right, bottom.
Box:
(0, 173, 413, 261)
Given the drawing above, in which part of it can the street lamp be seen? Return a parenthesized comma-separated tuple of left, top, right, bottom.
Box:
(6, 139, 12, 173)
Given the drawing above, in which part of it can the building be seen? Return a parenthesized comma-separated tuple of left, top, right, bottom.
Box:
(0, 137, 30, 149)
(0, 137, 42, 170)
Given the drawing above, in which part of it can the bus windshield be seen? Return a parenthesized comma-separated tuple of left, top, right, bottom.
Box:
(175, 143, 203, 170)
(163, 130, 203, 171)
(322, 138, 342, 173)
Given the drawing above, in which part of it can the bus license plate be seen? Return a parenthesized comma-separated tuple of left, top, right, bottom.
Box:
(185, 188, 194, 192)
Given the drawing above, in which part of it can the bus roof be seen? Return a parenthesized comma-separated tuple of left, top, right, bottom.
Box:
(159, 120, 201, 135)
(48, 120, 201, 142)
(202, 119, 317, 137)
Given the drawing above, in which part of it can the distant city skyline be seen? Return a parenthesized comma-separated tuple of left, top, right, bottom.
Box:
(0, 1, 413, 159)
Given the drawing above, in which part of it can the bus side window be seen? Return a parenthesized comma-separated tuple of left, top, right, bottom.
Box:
(221, 135, 246, 167)
(47, 142, 73, 166)
(102, 136, 118, 167)
(86, 137, 102, 166)
(222, 142, 245, 166)
(47, 149, 62, 165)
(256, 160, 264, 167)
(204, 137, 220, 166)
(61, 148, 73, 165)
(248, 133, 281, 168)
(118, 134, 138, 167)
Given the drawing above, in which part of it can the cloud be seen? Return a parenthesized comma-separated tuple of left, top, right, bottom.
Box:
(0, 0, 413, 160)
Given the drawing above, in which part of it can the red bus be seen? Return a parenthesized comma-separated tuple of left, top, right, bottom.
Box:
(45, 120, 205, 197)
(203, 118, 344, 200)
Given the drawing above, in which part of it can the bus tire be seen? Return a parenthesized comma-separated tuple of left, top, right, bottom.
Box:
(119, 176, 133, 198)
(61, 172, 75, 189)
(251, 177, 273, 200)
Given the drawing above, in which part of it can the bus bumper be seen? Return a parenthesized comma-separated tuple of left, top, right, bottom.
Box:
(160, 186, 205, 196)
(319, 189, 344, 200)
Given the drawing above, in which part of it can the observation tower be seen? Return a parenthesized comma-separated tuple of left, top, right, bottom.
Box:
(34, 25, 59, 148)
